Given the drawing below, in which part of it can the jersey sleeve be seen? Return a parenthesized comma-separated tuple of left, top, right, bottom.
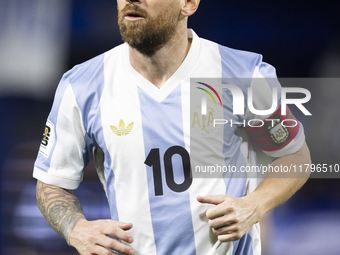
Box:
(33, 73, 88, 190)
(245, 62, 305, 158)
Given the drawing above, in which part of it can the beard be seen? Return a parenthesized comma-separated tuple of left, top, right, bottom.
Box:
(118, 4, 180, 56)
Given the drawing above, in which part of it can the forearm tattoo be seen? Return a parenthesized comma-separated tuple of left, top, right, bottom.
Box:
(36, 181, 85, 245)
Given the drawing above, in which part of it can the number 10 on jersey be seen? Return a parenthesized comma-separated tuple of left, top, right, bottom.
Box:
(144, 146, 193, 196)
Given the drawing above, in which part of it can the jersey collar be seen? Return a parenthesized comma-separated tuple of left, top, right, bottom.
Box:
(123, 29, 201, 102)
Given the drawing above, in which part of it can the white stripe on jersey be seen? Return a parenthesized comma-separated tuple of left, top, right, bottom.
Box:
(101, 46, 157, 254)
(182, 39, 236, 255)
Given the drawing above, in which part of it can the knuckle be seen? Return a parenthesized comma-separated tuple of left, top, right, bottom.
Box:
(123, 246, 133, 254)
(226, 205, 235, 213)
(111, 226, 118, 236)
(87, 233, 96, 243)
(93, 223, 102, 232)
(234, 232, 243, 240)
(206, 210, 211, 219)
(224, 197, 232, 203)
(222, 217, 234, 227)
(222, 203, 230, 211)
(230, 225, 238, 233)
(235, 234, 242, 240)
(222, 214, 230, 222)
(108, 239, 117, 249)
(84, 242, 93, 251)
(102, 250, 111, 255)
(229, 215, 238, 223)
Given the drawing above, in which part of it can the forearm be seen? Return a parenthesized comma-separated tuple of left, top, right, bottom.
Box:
(36, 180, 86, 245)
(246, 142, 311, 221)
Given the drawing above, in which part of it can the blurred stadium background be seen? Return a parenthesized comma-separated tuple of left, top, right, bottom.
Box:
(1, 0, 340, 254)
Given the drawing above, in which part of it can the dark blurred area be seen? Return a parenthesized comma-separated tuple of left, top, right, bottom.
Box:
(1, 0, 339, 254)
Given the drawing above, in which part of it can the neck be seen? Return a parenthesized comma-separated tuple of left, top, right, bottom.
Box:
(129, 26, 192, 89)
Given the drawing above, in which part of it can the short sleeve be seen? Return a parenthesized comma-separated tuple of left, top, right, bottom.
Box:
(33, 74, 87, 190)
(245, 62, 305, 158)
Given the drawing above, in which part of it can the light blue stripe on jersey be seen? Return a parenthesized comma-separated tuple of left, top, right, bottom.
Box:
(138, 85, 196, 255)
(219, 44, 257, 255)
(68, 54, 119, 221)
(233, 233, 254, 255)
(68, 54, 105, 168)
(218, 45, 260, 79)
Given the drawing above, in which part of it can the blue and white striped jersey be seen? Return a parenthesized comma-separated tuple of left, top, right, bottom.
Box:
(33, 29, 304, 255)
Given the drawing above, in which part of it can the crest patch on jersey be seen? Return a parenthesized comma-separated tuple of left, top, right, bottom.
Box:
(263, 115, 291, 147)
(39, 120, 55, 157)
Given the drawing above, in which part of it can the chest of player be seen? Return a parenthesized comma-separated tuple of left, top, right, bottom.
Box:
(90, 83, 242, 178)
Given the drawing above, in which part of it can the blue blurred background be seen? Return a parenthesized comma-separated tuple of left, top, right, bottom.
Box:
(1, 0, 340, 254)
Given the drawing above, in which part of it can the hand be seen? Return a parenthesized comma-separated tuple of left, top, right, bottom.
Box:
(69, 219, 135, 255)
(197, 195, 259, 242)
